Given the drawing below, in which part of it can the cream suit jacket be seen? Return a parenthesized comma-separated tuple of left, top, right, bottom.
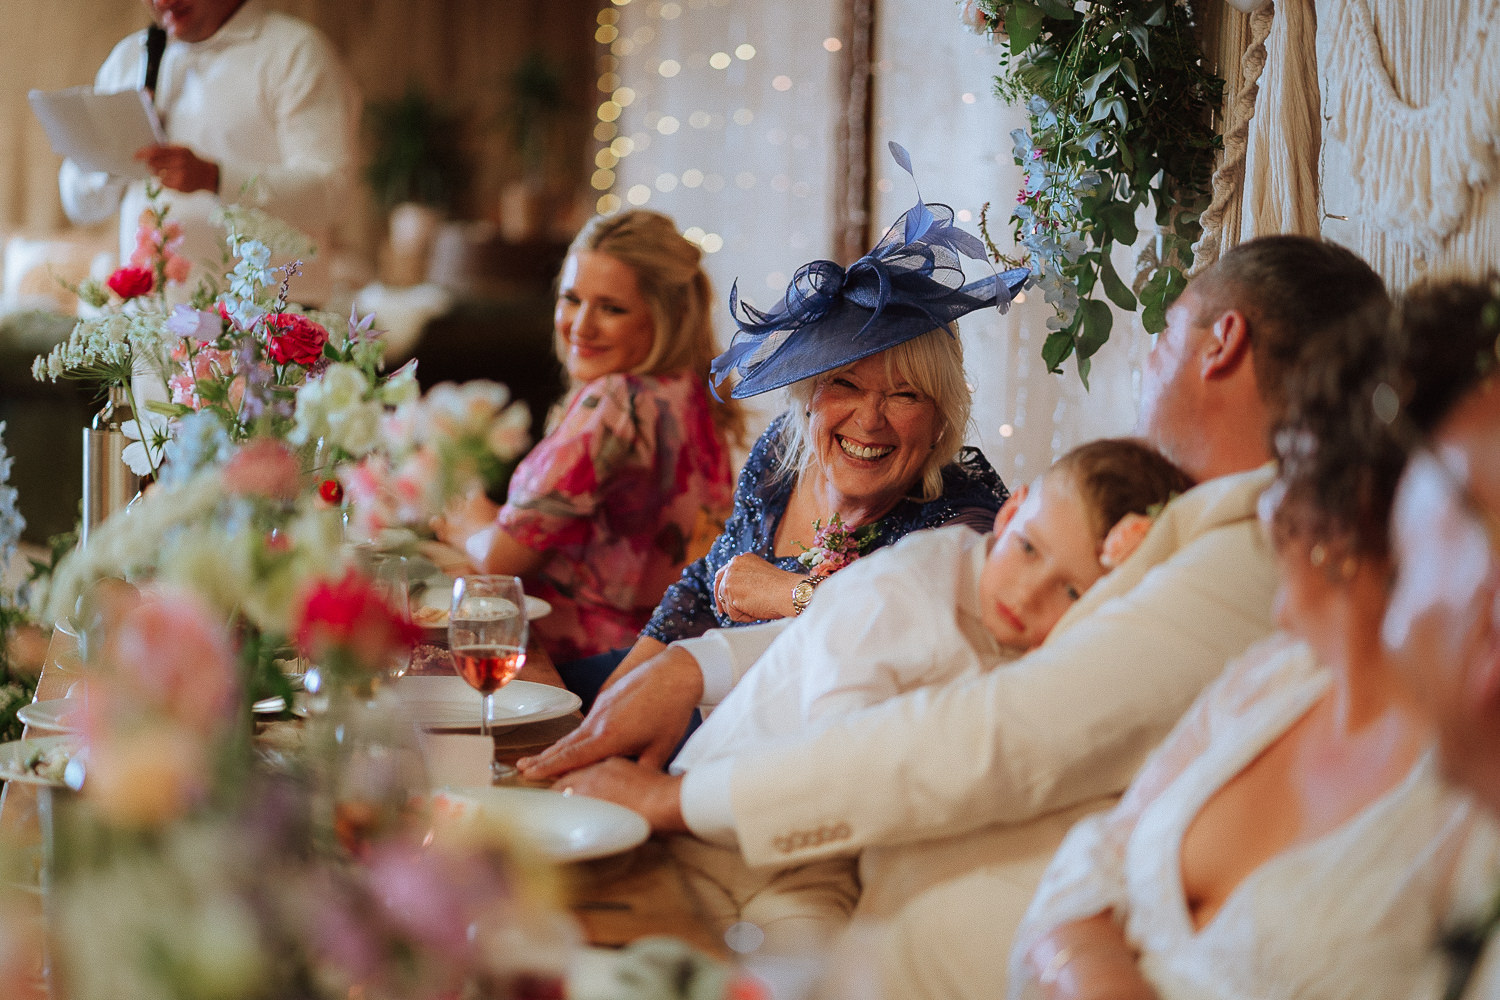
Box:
(680, 465, 1279, 888)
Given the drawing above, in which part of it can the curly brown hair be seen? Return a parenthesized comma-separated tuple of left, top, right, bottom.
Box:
(1050, 438, 1195, 545)
(1393, 272, 1500, 438)
(1267, 294, 1401, 560)
(1270, 273, 1500, 562)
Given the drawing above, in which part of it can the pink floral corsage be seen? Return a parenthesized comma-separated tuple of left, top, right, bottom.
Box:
(797, 513, 876, 579)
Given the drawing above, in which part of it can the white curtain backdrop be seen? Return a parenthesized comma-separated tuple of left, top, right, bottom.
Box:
(605, 0, 1147, 483)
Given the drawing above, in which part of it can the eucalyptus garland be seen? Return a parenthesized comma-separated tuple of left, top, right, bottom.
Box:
(965, 0, 1223, 385)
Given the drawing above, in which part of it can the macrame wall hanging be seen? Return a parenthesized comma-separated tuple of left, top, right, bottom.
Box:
(1317, 0, 1500, 255)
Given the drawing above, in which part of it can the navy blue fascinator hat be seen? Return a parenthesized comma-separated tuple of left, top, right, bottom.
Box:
(709, 142, 1030, 399)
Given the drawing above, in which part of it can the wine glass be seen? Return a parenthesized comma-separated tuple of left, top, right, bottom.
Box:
(449, 575, 528, 782)
(354, 545, 413, 683)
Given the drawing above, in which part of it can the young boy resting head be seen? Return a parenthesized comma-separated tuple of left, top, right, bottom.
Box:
(664, 438, 1193, 951)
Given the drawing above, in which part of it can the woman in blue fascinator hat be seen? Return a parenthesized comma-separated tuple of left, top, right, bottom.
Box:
(547, 144, 1028, 712)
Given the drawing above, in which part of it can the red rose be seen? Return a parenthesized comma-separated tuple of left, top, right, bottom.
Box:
(106, 266, 155, 300)
(265, 313, 329, 366)
(293, 569, 421, 674)
(318, 478, 344, 505)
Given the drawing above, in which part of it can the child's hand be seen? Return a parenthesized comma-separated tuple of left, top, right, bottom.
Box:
(1100, 512, 1154, 570)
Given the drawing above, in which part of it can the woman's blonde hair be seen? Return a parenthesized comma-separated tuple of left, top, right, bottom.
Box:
(562, 210, 745, 445)
(775, 325, 972, 501)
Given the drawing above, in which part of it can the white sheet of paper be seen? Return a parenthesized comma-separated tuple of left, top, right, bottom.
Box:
(28, 87, 165, 180)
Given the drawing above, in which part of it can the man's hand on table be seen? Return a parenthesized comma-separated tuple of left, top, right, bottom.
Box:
(517, 644, 703, 778)
(554, 758, 688, 834)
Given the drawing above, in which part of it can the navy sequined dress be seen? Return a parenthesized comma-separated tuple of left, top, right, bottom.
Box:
(640, 413, 1009, 645)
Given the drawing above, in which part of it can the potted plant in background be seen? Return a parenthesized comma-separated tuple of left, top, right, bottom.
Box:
(364, 86, 470, 286)
(497, 51, 571, 243)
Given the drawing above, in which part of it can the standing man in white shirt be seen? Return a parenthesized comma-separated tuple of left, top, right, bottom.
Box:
(521, 236, 1391, 993)
(59, 0, 359, 306)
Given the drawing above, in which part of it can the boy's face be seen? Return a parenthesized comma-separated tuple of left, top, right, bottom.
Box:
(977, 474, 1106, 651)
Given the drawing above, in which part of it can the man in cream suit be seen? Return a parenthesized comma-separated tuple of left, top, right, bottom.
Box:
(521, 236, 1389, 991)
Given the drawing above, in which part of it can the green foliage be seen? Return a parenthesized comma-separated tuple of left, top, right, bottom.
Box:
(364, 86, 469, 212)
(970, 0, 1224, 383)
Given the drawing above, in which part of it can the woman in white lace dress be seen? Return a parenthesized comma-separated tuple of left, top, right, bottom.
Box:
(1008, 297, 1500, 1000)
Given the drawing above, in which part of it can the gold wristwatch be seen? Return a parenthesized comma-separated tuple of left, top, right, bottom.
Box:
(791, 576, 820, 616)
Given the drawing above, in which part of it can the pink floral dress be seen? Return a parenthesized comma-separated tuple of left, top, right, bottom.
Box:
(497, 372, 732, 663)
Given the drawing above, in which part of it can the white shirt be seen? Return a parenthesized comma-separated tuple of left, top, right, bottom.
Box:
(673, 525, 1011, 777)
(677, 465, 1279, 871)
(58, 0, 358, 305)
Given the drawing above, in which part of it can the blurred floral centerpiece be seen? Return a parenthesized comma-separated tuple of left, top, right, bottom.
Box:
(36, 580, 559, 1000)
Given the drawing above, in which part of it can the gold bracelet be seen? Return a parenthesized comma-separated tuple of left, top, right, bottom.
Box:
(1039, 945, 1076, 985)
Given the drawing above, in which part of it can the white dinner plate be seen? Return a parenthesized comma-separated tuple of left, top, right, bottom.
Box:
(411, 589, 552, 630)
(16, 697, 82, 733)
(390, 676, 580, 731)
(0, 735, 78, 786)
(433, 786, 649, 863)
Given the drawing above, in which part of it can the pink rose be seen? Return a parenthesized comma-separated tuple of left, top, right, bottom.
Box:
(223, 439, 303, 501)
(265, 313, 329, 366)
(106, 265, 154, 300)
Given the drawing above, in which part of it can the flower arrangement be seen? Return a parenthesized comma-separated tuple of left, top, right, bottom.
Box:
(29, 580, 561, 1000)
(796, 513, 877, 579)
(33, 191, 411, 482)
(964, 0, 1223, 385)
(339, 380, 531, 543)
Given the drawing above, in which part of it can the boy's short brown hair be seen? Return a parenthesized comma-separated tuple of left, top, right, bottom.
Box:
(1049, 438, 1195, 544)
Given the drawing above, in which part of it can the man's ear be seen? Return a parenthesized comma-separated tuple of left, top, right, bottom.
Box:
(1201, 309, 1252, 380)
(993, 483, 1028, 535)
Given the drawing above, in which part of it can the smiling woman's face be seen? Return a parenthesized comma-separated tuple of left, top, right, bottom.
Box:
(554, 251, 656, 383)
(805, 354, 939, 517)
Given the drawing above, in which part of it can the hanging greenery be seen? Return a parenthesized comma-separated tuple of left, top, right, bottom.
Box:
(965, 0, 1224, 385)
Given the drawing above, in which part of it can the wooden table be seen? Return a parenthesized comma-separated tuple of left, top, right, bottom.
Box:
(1, 628, 727, 971)
(412, 641, 728, 958)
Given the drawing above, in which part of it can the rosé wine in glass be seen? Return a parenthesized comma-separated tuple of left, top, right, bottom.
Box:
(451, 645, 526, 694)
(449, 575, 528, 782)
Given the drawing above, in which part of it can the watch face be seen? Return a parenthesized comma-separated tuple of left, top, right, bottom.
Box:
(793, 579, 816, 612)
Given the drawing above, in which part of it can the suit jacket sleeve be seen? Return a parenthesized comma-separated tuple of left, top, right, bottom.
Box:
(700, 469, 1278, 869)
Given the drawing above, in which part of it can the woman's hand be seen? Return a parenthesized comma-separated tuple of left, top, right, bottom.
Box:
(552, 759, 687, 834)
(713, 554, 806, 622)
(430, 492, 547, 577)
(431, 491, 502, 564)
(1027, 914, 1158, 1000)
(517, 644, 704, 778)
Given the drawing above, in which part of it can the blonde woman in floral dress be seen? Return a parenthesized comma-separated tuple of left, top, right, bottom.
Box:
(435, 211, 738, 668)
